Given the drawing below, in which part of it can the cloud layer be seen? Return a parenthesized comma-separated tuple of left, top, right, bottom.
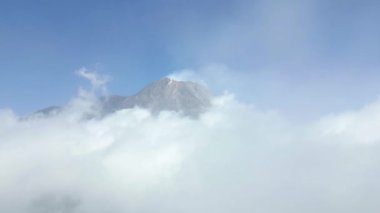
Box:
(1, 72, 380, 213)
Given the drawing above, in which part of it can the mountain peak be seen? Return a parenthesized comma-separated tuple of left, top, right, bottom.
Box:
(32, 77, 212, 118)
(160, 77, 175, 83)
(151, 77, 189, 88)
(122, 77, 212, 116)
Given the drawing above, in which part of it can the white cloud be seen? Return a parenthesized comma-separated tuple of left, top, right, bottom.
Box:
(76, 67, 111, 99)
(315, 98, 380, 144)
(1, 73, 380, 212)
(76, 67, 110, 89)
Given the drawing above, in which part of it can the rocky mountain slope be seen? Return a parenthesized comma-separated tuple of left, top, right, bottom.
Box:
(35, 77, 212, 117)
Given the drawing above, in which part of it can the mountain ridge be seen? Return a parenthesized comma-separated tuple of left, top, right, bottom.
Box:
(34, 77, 212, 118)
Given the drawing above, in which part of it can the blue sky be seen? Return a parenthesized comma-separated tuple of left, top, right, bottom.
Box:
(1, 0, 380, 118)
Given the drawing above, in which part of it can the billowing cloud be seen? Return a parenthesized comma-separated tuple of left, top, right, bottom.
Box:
(1, 71, 380, 213)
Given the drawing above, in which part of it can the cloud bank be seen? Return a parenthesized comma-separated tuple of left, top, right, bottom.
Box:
(1, 71, 380, 213)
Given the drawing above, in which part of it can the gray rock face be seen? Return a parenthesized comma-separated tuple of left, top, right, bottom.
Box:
(103, 78, 212, 116)
(33, 78, 212, 118)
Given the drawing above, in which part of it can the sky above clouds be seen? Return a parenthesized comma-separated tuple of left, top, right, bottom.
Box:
(1, 0, 380, 118)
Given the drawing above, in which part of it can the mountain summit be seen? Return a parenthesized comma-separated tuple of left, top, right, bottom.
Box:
(102, 77, 212, 116)
(34, 77, 212, 118)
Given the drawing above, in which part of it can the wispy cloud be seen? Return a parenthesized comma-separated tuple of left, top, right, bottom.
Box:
(76, 67, 111, 93)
